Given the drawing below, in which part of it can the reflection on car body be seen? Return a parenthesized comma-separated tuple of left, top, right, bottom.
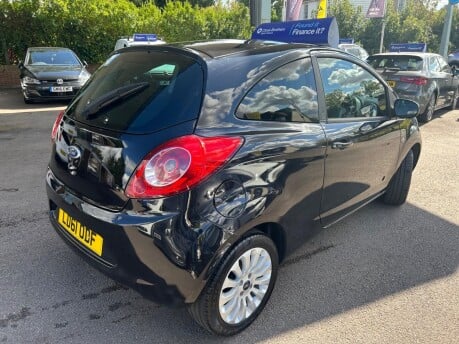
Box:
(46, 38, 422, 335)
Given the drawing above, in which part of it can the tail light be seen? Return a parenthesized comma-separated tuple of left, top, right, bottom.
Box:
(51, 110, 65, 142)
(400, 76, 427, 86)
(125, 135, 243, 198)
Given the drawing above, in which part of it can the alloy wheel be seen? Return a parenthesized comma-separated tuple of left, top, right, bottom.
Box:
(218, 247, 272, 325)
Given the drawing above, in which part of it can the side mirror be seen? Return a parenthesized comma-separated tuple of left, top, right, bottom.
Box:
(452, 66, 459, 76)
(394, 99, 419, 118)
(83, 60, 88, 67)
(18, 61, 24, 69)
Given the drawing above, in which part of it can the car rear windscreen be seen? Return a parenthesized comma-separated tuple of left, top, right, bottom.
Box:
(367, 55, 423, 71)
(66, 49, 204, 134)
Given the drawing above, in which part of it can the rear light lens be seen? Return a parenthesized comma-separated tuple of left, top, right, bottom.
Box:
(51, 110, 65, 142)
(125, 135, 243, 198)
(400, 76, 427, 86)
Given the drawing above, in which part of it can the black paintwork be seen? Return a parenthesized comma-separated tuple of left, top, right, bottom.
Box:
(46, 40, 422, 305)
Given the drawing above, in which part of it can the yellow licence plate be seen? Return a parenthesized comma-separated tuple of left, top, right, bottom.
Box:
(58, 208, 103, 256)
(387, 80, 396, 87)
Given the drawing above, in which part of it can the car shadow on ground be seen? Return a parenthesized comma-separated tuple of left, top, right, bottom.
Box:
(28, 201, 457, 343)
(178, 202, 458, 342)
(0, 88, 68, 114)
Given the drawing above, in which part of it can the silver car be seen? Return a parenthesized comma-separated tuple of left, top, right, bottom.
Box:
(338, 43, 369, 61)
(367, 52, 459, 122)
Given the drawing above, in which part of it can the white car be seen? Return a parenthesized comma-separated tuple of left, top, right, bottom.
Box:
(114, 33, 166, 51)
(338, 43, 369, 61)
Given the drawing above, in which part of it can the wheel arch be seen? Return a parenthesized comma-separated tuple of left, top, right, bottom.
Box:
(251, 222, 287, 264)
(199, 222, 287, 287)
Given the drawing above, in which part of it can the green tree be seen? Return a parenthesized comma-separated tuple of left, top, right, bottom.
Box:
(329, 0, 367, 44)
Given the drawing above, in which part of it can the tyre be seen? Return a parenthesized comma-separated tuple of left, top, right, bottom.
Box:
(23, 96, 33, 104)
(383, 150, 414, 206)
(188, 234, 279, 336)
(419, 94, 436, 122)
(449, 87, 458, 110)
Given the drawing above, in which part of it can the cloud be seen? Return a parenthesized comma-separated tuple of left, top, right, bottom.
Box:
(238, 84, 318, 116)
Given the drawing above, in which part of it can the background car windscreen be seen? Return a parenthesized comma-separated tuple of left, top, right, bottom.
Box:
(28, 51, 80, 65)
(367, 55, 423, 71)
(66, 50, 204, 134)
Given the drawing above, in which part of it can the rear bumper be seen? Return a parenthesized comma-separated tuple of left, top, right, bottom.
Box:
(46, 168, 206, 305)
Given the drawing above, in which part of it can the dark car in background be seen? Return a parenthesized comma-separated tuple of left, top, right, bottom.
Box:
(448, 50, 459, 68)
(46, 40, 421, 335)
(19, 47, 91, 103)
(367, 52, 459, 122)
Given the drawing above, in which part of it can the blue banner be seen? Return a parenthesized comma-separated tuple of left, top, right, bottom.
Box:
(339, 38, 354, 44)
(450, 0, 459, 5)
(133, 34, 158, 42)
(389, 43, 427, 52)
(251, 18, 339, 48)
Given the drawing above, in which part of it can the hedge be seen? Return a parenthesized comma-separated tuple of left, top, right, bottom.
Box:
(0, 0, 251, 64)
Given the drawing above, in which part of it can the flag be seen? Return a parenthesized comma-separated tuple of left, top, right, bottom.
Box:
(286, 0, 303, 21)
(317, 0, 327, 19)
(366, 0, 386, 18)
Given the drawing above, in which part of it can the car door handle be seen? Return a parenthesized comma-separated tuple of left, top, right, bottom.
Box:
(332, 141, 354, 150)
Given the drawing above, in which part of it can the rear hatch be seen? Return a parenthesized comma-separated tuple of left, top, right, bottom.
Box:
(49, 47, 205, 210)
(367, 54, 426, 94)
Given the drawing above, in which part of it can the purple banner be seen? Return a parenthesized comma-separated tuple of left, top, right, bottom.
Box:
(286, 0, 303, 21)
(366, 0, 386, 18)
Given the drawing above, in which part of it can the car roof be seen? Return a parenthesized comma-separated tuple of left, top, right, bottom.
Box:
(369, 52, 439, 58)
(27, 47, 74, 52)
(160, 39, 333, 60)
(338, 43, 363, 48)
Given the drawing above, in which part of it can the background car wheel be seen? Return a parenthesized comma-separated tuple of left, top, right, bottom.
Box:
(419, 94, 436, 122)
(23, 96, 33, 104)
(188, 234, 279, 336)
(449, 87, 458, 110)
(383, 150, 414, 206)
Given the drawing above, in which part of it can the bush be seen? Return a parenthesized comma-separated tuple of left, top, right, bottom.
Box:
(0, 0, 250, 64)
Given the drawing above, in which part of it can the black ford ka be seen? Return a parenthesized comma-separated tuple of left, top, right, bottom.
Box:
(46, 38, 421, 335)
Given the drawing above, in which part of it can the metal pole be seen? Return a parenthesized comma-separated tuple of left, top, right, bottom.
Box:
(379, 0, 388, 54)
(379, 19, 386, 53)
(439, 4, 454, 58)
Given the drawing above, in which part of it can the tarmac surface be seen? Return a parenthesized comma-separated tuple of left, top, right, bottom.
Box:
(0, 89, 458, 343)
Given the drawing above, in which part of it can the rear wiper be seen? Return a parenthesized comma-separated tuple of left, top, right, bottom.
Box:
(83, 82, 149, 119)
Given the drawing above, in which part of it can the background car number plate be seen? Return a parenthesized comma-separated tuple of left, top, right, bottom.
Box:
(387, 80, 396, 87)
(50, 86, 72, 92)
(57, 208, 103, 256)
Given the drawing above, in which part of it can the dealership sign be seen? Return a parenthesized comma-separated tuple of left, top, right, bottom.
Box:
(389, 43, 427, 52)
(339, 38, 354, 44)
(251, 17, 340, 47)
(133, 34, 158, 42)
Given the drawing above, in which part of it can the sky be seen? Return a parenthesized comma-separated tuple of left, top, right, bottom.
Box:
(437, 0, 449, 9)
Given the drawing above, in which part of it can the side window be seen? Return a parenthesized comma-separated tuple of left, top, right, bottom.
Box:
(236, 58, 319, 123)
(317, 57, 387, 119)
(429, 57, 441, 72)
